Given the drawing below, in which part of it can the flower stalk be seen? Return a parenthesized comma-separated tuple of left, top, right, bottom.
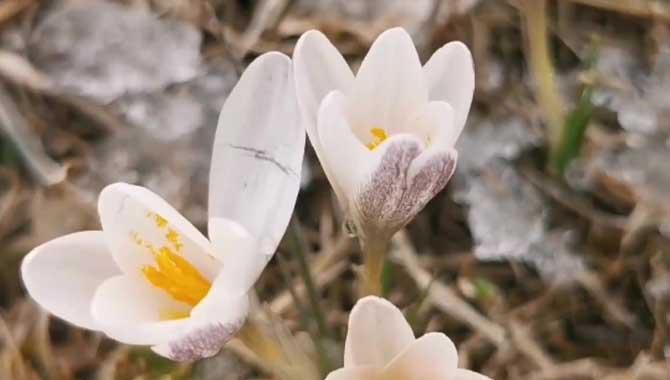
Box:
(360, 235, 390, 296)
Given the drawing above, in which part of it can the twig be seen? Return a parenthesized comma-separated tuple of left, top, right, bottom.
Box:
(97, 346, 131, 380)
(0, 0, 31, 27)
(271, 235, 351, 315)
(564, 0, 670, 23)
(0, 50, 54, 92)
(529, 358, 609, 380)
(577, 271, 637, 328)
(275, 254, 312, 332)
(0, 50, 127, 134)
(235, 0, 293, 58)
(0, 168, 22, 240)
(392, 231, 507, 347)
(0, 83, 67, 185)
(508, 320, 555, 370)
(226, 339, 275, 375)
(520, 162, 628, 231)
(34, 311, 60, 380)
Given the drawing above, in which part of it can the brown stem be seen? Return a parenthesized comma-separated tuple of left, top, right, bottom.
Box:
(360, 235, 390, 297)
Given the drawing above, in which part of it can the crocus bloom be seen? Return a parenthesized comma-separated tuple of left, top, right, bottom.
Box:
(293, 27, 474, 239)
(21, 52, 304, 361)
(326, 296, 492, 380)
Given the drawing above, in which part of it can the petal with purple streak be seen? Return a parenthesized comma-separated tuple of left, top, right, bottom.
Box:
(153, 319, 245, 362)
(355, 139, 457, 234)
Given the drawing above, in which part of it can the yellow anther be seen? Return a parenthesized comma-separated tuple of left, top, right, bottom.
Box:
(366, 128, 389, 150)
(160, 310, 191, 320)
(142, 247, 211, 308)
(166, 229, 183, 251)
(136, 212, 209, 317)
(149, 212, 169, 228)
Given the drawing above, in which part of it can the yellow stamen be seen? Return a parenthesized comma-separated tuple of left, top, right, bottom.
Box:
(366, 128, 389, 150)
(135, 212, 211, 319)
(160, 309, 191, 321)
(149, 212, 169, 228)
(142, 247, 211, 307)
(166, 229, 183, 251)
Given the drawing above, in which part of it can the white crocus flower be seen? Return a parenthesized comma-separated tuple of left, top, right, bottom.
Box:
(293, 27, 474, 239)
(327, 296, 493, 380)
(21, 52, 304, 362)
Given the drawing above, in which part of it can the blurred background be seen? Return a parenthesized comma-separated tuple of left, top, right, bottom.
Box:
(0, 0, 669, 379)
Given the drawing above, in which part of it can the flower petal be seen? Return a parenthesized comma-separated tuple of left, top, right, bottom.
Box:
(317, 90, 375, 203)
(91, 274, 193, 345)
(151, 274, 249, 361)
(404, 101, 457, 150)
(208, 217, 261, 296)
(92, 268, 249, 353)
(348, 27, 427, 137)
(404, 147, 458, 214)
(383, 332, 458, 378)
(98, 183, 220, 279)
(451, 369, 494, 380)
(324, 367, 381, 380)
(354, 137, 456, 235)
(21, 231, 119, 330)
(293, 30, 354, 207)
(423, 41, 474, 138)
(293, 30, 354, 144)
(344, 296, 415, 368)
(209, 52, 303, 257)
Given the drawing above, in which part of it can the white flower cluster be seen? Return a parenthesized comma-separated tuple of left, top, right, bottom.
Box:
(21, 27, 487, 379)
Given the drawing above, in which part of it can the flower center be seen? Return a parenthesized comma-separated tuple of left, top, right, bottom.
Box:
(366, 128, 389, 150)
(133, 212, 212, 316)
(142, 247, 211, 307)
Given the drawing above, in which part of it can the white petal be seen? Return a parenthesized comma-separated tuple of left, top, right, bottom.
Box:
(423, 41, 474, 138)
(451, 369, 494, 380)
(348, 27, 427, 138)
(293, 30, 354, 143)
(21, 231, 119, 330)
(208, 218, 262, 296)
(383, 333, 458, 378)
(344, 296, 415, 368)
(324, 367, 381, 380)
(91, 269, 249, 353)
(404, 101, 457, 150)
(91, 274, 193, 345)
(293, 30, 354, 207)
(151, 274, 249, 361)
(209, 52, 303, 257)
(317, 90, 375, 201)
(98, 183, 220, 279)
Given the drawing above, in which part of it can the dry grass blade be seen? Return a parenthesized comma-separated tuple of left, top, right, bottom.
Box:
(392, 231, 507, 347)
(0, 51, 54, 93)
(0, 0, 32, 27)
(0, 84, 67, 185)
(565, 0, 670, 22)
(0, 167, 23, 240)
(235, 0, 292, 58)
(271, 235, 351, 315)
